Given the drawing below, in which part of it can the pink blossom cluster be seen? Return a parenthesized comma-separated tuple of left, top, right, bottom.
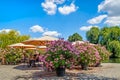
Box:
(38, 54, 54, 71)
(45, 39, 78, 68)
(46, 39, 78, 55)
(74, 42, 101, 65)
(44, 39, 110, 69)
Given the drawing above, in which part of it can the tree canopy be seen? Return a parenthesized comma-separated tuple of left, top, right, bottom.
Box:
(108, 40, 120, 58)
(86, 26, 120, 58)
(68, 33, 82, 42)
(86, 27, 100, 44)
(0, 30, 30, 48)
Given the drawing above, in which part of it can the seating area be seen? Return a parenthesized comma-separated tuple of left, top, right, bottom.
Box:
(21, 53, 43, 68)
(20, 53, 53, 73)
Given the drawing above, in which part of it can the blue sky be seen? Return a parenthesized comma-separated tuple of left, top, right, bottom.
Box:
(0, 0, 120, 40)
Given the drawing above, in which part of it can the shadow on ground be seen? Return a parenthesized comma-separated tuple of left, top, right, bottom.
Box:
(14, 71, 118, 80)
(13, 64, 42, 70)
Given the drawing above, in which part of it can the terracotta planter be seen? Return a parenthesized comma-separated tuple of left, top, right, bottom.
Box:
(56, 67, 65, 77)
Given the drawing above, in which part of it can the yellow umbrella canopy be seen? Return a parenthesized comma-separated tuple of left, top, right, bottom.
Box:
(22, 35, 58, 46)
(25, 46, 46, 51)
(8, 43, 36, 48)
(24, 48, 37, 50)
(22, 40, 47, 46)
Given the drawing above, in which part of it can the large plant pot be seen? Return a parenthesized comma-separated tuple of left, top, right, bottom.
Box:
(81, 63, 88, 70)
(56, 67, 65, 77)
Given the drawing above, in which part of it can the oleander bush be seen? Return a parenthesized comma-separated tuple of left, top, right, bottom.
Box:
(94, 44, 111, 63)
(74, 42, 101, 68)
(45, 39, 78, 69)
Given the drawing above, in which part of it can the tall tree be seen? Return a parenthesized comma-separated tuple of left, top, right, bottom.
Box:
(99, 27, 111, 46)
(86, 27, 100, 44)
(109, 26, 120, 41)
(68, 33, 82, 42)
(86, 26, 120, 58)
(100, 26, 120, 46)
(0, 30, 30, 48)
(108, 40, 120, 58)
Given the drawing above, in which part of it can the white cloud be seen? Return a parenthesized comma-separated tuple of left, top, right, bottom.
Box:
(30, 25, 44, 33)
(54, 0, 65, 4)
(45, 0, 65, 4)
(88, 15, 107, 24)
(80, 26, 98, 31)
(104, 16, 120, 26)
(0, 29, 12, 33)
(42, 31, 61, 37)
(98, 0, 120, 16)
(58, 3, 78, 15)
(41, 0, 77, 15)
(30, 25, 61, 37)
(41, 1, 57, 15)
(98, 0, 120, 26)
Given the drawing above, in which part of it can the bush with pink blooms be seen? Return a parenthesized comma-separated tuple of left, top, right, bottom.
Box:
(74, 42, 101, 68)
(45, 39, 78, 69)
(94, 44, 111, 65)
(45, 40, 110, 71)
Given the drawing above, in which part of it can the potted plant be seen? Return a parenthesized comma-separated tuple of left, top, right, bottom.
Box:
(45, 39, 78, 77)
(74, 42, 101, 70)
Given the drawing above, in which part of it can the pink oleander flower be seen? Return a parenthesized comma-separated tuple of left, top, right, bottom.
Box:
(45, 39, 78, 69)
(74, 42, 101, 66)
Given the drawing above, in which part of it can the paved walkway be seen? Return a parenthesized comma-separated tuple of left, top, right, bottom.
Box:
(0, 63, 119, 80)
(92, 63, 120, 79)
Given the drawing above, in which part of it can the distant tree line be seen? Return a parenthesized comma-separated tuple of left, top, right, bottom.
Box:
(68, 33, 82, 42)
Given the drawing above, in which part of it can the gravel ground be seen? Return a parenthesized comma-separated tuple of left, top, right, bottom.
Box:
(91, 63, 120, 79)
(0, 63, 119, 80)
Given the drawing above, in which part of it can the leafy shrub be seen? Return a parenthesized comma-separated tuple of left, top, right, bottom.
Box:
(5, 48, 22, 64)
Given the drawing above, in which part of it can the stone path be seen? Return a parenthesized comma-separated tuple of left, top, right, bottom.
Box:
(0, 63, 120, 80)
